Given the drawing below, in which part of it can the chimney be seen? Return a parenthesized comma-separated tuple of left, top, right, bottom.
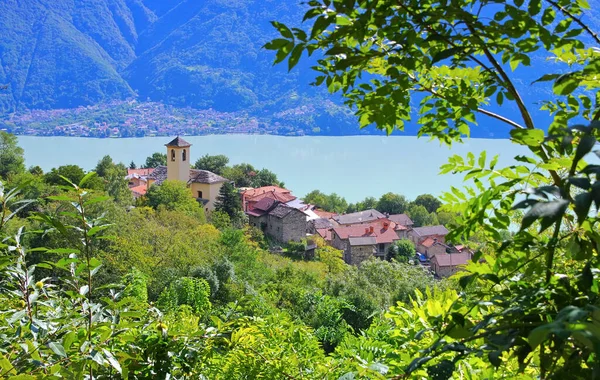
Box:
(365, 227, 369, 235)
(369, 226, 374, 234)
(383, 222, 389, 230)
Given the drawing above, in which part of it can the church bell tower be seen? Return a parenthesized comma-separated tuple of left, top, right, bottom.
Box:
(165, 136, 191, 183)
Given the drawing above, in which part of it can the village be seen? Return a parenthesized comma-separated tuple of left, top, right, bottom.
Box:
(125, 137, 472, 278)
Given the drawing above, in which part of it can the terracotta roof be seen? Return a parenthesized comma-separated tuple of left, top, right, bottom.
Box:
(313, 209, 338, 219)
(254, 197, 278, 212)
(316, 228, 332, 241)
(431, 253, 471, 267)
(412, 225, 449, 237)
(421, 237, 436, 248)
(243, 186, 291, 198)
(130, 184, 147, 197)
(127, 168, 155, 177)
(248, 190, 296, 204)
(334, 209, 385, 225)
(247, 199, 280, 217)
(165, 136, 191, 147)
(349, 237, 378, 246)
(148, 166, 228, 185)
(333, 219, 399, 244)
(388, 214, 413, 226)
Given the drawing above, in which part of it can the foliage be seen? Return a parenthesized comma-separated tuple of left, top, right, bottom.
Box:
(377, 192, 408, 214)
(387, 239, 416, 263)
(303, 189, 348, 213)
(317, 244, 347, 274)
(214, 181, 243, 226)
(269, 0, 600, 377)
(156, 277, 212, 315)
(194, 154, 229, 174)
(407, 203, 438, 227)
(414, 193, 442, 213)
(146, 180, 206, 222)
(122, 268, 149, 303)
(0, 131, 24, 179)
(209, 210, 232, 230)
(95, 155, 131, 205)
(144, 152, 167, 168)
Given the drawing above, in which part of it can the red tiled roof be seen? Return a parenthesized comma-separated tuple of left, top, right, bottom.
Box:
(242, 186, 291, 198)
(316, 228, 332, 241)
(313, 209, 338, 219)
(332, 219, 399, 244)
(127, 168, 154, 176)
(248, 190, 296, 204)
(130, 184, 147, 196)
(254, 197, 277, 211)
(421, 237, 436, 248)
(431, 253, 471, 267)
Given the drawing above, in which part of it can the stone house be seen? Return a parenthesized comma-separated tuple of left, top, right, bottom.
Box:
(331, 219, 400, 265)
(418, 237, 449, 258)
(430, 253, 471, 278)
(409, 225, 449, 248)
(146, 137, 229, 212)
(387, 213, 414, 228)
(247, 198, 307, 243)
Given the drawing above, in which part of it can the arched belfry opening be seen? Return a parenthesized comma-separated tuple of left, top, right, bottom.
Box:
(182, 149, 187, 161)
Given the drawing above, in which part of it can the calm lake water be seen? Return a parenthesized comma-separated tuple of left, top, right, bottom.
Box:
(17, 135, 530, 202)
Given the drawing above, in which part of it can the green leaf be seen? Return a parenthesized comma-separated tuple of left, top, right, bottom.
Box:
(510, 129, 544, 146)
(531, 73, 560, 84)
(574, 135, 597, 165)
(48, 342, 67, 358)
(489, 351, 503, 367)
(263, 38, 289, 50)
(528, 325, 552, 349)
(521, 199, 569, 231)
(528, 0, 541, 15)
(288, 44, 304, 71)
(271, 21, 293, 39)
(574, 193, 592, 223)
(553, 72, 581, 95)
(79, 172, 97, 188)
(311, 16, 333, 39)
(431, 47, 463, 65)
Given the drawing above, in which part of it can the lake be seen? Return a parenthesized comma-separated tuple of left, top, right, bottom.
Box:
(17, 135, 531, 202)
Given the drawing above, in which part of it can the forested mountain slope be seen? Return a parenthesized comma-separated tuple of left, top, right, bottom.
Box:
(0, 0, 353, 132)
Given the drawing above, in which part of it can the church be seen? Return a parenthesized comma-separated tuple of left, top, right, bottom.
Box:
(146, 137, 230, 212)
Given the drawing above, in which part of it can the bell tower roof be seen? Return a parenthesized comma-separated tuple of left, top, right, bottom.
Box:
(165, 136, 192, 148)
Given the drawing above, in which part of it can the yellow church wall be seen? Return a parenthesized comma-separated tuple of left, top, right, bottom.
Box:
(190, 182, 224, 212)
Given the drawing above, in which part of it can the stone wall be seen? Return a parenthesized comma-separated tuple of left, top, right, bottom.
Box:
(331, 232, 350, 263)
(424, 243, 446, 258)
(349, 245, 376, 265)
(266, 209, 306, 243)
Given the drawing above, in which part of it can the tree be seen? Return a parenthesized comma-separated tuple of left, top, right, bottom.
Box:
(28, 166, 43, 176)
(222, 163, 256, 187)
(377, 192, 407, 214)
(407, 204, 436, 227)
(214, 182, 243, 225)
(93, 156, 130, 204)
(387, 240, 415, 263)
(269, 1, 600, 377)
(0, 131, 25, 179)
(129, 161, 137, 169)
(251, 168, 281, 188)
(146, 180, 205, 222)
(44, 165, 86, 186)
(144, 152, 167, 168)
(210, 210, 232, 230)
(194, 154, 229, 175)
(303, 190, 327, 208)
(414, 194, 442, 214)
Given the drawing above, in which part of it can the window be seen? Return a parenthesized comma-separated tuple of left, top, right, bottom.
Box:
(182, 149, 187, 161)
(378, 243, 385, 252)
(171, 149, 175, 161)
(198, 191, 203, 199)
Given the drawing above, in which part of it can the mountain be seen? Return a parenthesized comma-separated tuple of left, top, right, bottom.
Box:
(0, 0, 366, 135)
